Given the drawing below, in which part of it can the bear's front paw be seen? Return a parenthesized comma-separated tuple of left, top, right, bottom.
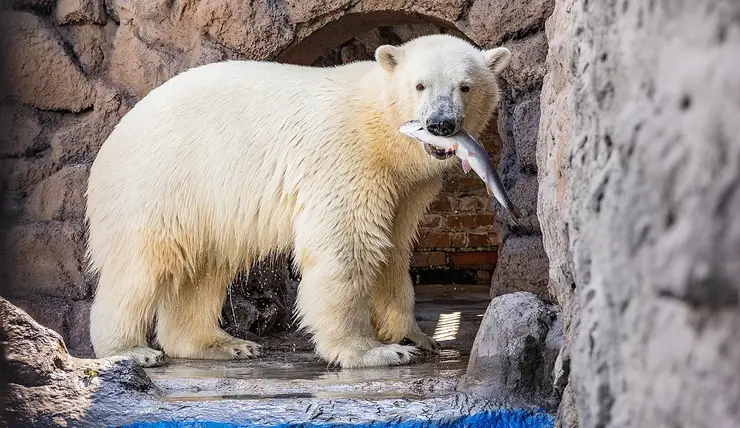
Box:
(340, 343, 419, 368)
(124, 346, 165, 367)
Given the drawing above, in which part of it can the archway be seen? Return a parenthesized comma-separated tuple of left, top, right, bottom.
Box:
(275, 11, 471, 65)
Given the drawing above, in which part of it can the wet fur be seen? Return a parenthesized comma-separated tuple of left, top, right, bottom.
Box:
(85, 34, 509, 368)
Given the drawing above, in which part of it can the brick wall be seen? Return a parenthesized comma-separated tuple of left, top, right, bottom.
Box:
(410, 123, 503, 286)
(314, 26, 505, 287)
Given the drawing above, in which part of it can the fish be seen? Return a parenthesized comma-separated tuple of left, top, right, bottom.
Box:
(400, 120, 522, 223)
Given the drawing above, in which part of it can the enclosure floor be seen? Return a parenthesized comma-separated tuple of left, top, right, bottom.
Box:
(111, 285, 554, 427)
(144, 284, 491, 402)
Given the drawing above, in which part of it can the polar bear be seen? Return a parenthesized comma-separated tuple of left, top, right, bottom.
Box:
(85, 34, 510, 368)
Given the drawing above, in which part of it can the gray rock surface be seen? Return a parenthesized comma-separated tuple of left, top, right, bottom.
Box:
(492, 83, 550, 302)
(0, 297, 157, 427)
(459, 292, 561, 410)
(491, 235, 551, 302)
(538, 0, 740, 426)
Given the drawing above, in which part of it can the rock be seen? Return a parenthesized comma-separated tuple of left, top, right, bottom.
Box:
(0, 221, 88, 300)
(536, 2, 580, 424)
(24, 164, 90, 221)
(554, 384, 578, 428)
(499, 88, 542, 176)
(495, 88, 542, 232)
(459, 292, 560, 410)
(103, 0, 119, 22)
(222, 257, 299, 339)
(5, 297, 71, 357)
(66, 300, 93, 357)
(493, 173, 541, 234)
(0, 157, 55, 195)
(1, 297, 71, 387)
(500, 31, 549, 89)
(0, 297, 158, 427)
(490, 235, 550, 302)
(5, 296, 93, 358)
(57, 24, 111, 74)
(0, 105, 44, 157)
(512, 93, 541, 173)
(107, 23, 183, 100)
(457, 0, 555, 47)
(55, 0, 107, 25)
(193, 0, 295, 60)
(7, 0, 56, 14)
(538, 0, 740, 426)
(50, 85, 132, 165)
(0, 11, 95, 112)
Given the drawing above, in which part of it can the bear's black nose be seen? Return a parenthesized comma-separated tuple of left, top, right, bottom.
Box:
(426, 117, 456, 137)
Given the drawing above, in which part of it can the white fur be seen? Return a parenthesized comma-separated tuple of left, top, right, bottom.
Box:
(85, 34, 510, 368)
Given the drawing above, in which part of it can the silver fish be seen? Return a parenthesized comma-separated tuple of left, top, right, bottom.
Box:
(400, 120, 522, 223)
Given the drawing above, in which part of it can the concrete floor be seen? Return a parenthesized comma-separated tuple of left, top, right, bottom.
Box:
(144, 284, 491, 402)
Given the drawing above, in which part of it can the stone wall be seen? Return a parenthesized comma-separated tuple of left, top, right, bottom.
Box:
(538, 0, 740, 426)
(0, 0, 555, 356)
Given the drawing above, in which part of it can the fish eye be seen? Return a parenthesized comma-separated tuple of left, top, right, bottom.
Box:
(460, 84, 470, 93)
(416, 83, 425, 91)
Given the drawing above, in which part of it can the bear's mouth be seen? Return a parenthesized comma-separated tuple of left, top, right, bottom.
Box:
(424, 143, 455, 160)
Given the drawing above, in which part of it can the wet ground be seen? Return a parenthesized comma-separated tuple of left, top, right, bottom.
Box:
(144, 284, 491, 403)
(83, 284, 553, 427)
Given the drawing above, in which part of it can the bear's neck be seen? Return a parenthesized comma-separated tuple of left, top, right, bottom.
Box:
(354, 68, 455, 184)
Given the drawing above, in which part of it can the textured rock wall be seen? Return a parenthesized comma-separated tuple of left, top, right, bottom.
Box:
(0, 0, 555, 356)
(490, 27, 552, 303)
(538, 0, 740, 426)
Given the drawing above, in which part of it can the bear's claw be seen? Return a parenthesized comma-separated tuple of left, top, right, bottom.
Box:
(340, 343, 419, 368)
(218, 337, 262, 360)
(124, 346, 165, 367)
(402, 332, 441, 354)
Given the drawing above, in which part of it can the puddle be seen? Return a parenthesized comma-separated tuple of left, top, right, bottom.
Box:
(144, 287, 488, 404)
(147, 349, 467, 402)
(158, 390, 425, 402)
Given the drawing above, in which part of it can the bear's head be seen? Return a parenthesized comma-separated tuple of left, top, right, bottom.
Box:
(375, 34, 510, 157)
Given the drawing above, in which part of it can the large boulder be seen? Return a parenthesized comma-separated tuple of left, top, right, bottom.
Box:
(0, 298, 157, 427)
(459, 292, 562, 410)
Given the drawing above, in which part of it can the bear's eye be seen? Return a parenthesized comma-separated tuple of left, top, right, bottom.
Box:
(460, 84, 470, 93)
(416, 83, 425, 91)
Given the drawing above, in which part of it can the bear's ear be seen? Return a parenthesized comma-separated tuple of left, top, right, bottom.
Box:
(375, 45, 402, 72)
(483, 47, 511, 74)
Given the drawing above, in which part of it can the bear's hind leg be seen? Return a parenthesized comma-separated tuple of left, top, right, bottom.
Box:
(90, 267, 164, 367)
(155, 271, 261, 360)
